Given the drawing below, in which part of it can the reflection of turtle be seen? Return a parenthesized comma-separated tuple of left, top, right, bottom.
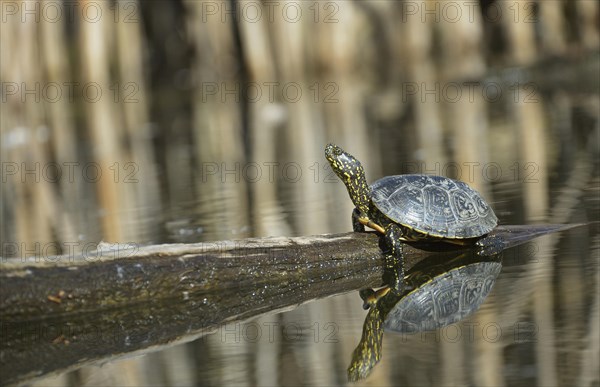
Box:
(325, 144, 497, 292)
(348, 256, 502, 382)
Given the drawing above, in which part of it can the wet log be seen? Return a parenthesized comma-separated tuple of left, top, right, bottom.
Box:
(0, 224, 585, 385)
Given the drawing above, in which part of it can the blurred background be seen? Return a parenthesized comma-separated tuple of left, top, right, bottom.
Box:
(1, 0, 599, 386)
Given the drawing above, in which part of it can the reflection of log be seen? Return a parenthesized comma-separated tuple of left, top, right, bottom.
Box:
(0, 224, 584, 385)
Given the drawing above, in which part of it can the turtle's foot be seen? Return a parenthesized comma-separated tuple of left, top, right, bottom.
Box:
(359, 287, 391, 310)
(383, 224, 406, 294)
(353, 208, 386, 234)
(352, 208, 366, 232)
(475, 234, 505, 256)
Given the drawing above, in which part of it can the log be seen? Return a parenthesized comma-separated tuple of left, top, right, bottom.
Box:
(0, 224, 585, 385)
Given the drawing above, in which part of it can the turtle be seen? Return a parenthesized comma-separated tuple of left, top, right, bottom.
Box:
(347, 255, 502, 381)
(325, 143, 498, 294)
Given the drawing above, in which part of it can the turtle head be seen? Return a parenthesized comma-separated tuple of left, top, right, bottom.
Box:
(325, 144, 370, 214)
(347, 304, 384, 382)
(325, 144, 363, 180)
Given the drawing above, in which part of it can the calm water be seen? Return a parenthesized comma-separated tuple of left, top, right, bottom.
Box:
(31, 156, 599, 387)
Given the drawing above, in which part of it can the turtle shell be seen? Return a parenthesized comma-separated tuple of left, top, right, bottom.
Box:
(383, 261, 502, 333)
(370, 175, 497, 239)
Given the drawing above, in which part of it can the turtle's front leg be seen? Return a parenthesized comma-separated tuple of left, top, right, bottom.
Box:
(383, 223, 406, 295)
(352, 208, 386, 234)
(352, 208, 365, 232)
(359, 287, 391, 310)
